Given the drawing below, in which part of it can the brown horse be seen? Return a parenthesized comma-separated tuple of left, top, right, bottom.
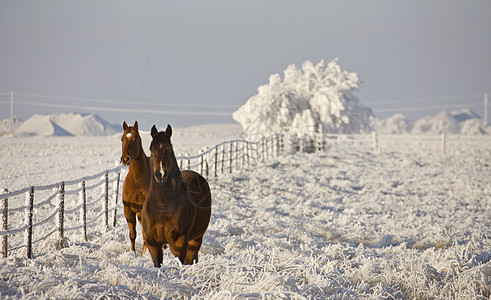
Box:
(121, 121, 152, 252)
(142, 124, 212, 267)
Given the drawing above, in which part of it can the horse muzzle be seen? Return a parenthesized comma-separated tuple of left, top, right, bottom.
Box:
(154, 163, 167, 184)
(121, 155, 131, 166)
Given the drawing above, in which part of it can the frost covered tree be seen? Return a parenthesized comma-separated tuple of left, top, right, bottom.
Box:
(233, 59, 374, 139)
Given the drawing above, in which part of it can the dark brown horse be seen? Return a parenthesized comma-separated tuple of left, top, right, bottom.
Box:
(142, 124, 212, 267)
(121, 121, 152, 252)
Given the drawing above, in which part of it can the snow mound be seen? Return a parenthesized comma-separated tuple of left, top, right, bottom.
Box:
(233, 59, 374, 139)
(375, 109, 490, 135)
(413, 111, 462, 134)
(14, 114, 73, 137)
(12, 113, 119, 137)
(54, 113, 119, 136)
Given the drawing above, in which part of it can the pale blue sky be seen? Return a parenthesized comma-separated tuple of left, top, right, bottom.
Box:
(1, 0, 490, 129)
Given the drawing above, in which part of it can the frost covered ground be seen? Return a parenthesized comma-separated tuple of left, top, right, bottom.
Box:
(0, 124, 490, 299)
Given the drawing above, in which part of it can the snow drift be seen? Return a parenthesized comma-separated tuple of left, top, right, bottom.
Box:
(233, 59, 374, 139)
(14, 114, 73, 136)
(12, 113, 119, 137)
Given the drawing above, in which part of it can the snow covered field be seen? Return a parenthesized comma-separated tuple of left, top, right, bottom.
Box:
(0, 124, 490, 299)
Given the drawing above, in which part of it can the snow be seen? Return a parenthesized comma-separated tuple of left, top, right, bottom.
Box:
(13, 114, 73, 137)
(52, 113, 120, 136)
(233, 59, 375, 139)
(1, 122, 490, 299)
(375, 109, 490, 135)
(232, 58, 489, 138)
(9, 113, 120, 137)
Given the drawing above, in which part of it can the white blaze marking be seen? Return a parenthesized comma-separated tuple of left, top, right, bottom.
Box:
(126, 133, 132, 138)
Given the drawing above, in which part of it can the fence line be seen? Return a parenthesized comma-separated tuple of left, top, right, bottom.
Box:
(175, 131, 490, 179)
(1, 166, 123, 258)
(2, 131, 490, 259)
(176, 133, 284, 178)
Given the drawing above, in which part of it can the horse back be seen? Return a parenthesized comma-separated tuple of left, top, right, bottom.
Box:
(181, 170, 212, 239)
(182, 170, 211, 207)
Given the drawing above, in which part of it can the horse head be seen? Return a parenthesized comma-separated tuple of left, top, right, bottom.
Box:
(121, 121, 143, 166)
(149, 124, 179, 185)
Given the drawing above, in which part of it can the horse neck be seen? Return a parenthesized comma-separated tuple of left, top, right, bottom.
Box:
(166, 151, 183, 184)
(129, 145, 150, 176)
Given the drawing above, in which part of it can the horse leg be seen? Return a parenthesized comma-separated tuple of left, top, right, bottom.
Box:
(137, 212, 147, 254)
(184, 236, 203, 264)
(169, 234, 190, 265)
(146, 239, 163, 268)
(124, 206, 137, 252)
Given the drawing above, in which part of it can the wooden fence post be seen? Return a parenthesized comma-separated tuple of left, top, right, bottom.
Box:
(221, 145, 225, 174)
(57, 182, 65, 250)
(104, 171, 109, 231)
(235, 141, 239, 169)
(262, 138, 265, 161)
(214, 147, 218, 177)
(200, 153, 204, 175)
(80, 181, 87, 242)
(280, 134, 284, 153)
(3, 188, 8, 258)
(187, 156, 191, 170)
(441, 133, 446, 154)
(242, 142, 246, 167)
(276, 134, 280, 156)
(373, 132, 379, 153)
(229, 142, 233, 173)
(270, 137, 274, 158)
(25, 187, 34, 258)
(247, 142, 250, 167)
(257, 140, 260, 161)
(113, 172, 120, 228)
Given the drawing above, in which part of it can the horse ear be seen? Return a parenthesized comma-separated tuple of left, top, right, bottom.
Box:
(123, 121, 128, 130)
(134, 121, 139, 131)
(151, 125, 158, 138)
(165, 124, 172, 138)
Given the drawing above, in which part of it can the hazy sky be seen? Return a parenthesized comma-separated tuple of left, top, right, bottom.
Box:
(1, 0, 490, 129)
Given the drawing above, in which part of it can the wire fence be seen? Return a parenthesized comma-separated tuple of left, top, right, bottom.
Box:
(176, 131, 491, 179)
(322, 132, 491, 154)
(0, 167, 123, 259)
(176, 134, 285, 178)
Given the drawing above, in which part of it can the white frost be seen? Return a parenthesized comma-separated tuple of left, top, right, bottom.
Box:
(0, 122, 490, 299)
(233, 59, 375, 139)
